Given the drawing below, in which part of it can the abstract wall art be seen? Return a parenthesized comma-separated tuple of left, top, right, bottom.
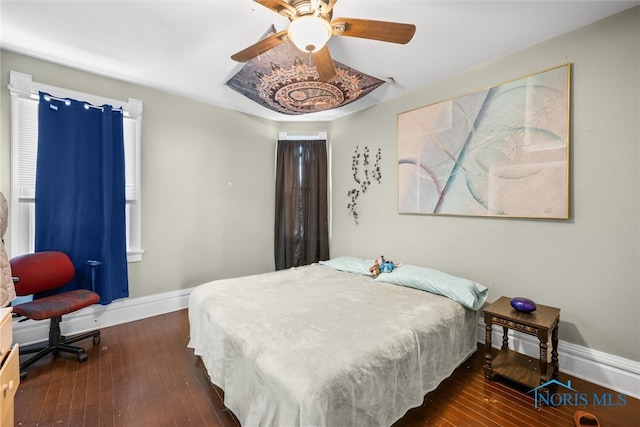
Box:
(397, 64, 571, 219)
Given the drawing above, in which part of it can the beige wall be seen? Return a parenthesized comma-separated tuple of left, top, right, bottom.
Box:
(330, 7, 640, 361)
(1, 7, 638, 362)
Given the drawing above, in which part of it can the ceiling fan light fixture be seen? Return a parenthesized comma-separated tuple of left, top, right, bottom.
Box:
(288, 15, 332, 53)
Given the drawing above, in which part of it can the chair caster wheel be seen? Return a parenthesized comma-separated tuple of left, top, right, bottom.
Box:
(93, 335, 101, 344)
(78, 353, 88, 363)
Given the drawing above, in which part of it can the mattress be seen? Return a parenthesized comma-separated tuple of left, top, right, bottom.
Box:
(188, 263, 478, 426)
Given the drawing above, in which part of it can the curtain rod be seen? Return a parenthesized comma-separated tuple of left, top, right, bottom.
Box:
(279, 132, 327, 141)
(43, 93, 123, 112)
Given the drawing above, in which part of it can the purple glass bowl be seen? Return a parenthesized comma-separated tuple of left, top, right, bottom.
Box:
(510, 297, 537, 313)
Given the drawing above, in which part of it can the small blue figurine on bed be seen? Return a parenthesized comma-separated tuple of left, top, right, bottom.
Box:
(369, 256, 397, 278)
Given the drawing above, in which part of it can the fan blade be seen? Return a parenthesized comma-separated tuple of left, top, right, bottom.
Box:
(331, 18, 416, 44)
(254, 0, 297, 17)
(231, 30, 289, 62)
(323, 0, 337, 13)
(311, 46, 337, 83)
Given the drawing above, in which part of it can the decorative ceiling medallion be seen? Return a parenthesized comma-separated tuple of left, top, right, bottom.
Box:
(226, 26, 384, 115)
(273, 76, 345, 113)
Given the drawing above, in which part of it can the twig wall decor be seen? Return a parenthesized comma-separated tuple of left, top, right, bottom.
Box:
(347, 145, 382, 224)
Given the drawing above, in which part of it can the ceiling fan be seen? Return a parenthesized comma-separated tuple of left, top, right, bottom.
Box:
(231, 0, 416, 83)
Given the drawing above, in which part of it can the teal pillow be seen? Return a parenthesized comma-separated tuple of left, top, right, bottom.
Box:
(374, 264, 488, 310)
(319, 256, 374, 276)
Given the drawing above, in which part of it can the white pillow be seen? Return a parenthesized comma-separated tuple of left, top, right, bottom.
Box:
(319, 256, 374, 276)
(374, 264, 488, 310)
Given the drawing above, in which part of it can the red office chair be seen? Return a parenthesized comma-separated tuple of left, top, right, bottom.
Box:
(10, 251, 101, 378)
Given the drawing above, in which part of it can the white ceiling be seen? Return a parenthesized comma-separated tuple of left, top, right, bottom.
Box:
(2, 0, 638, 122)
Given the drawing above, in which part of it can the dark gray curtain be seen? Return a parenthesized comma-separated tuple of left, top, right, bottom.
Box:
(275, 139, 329, 270)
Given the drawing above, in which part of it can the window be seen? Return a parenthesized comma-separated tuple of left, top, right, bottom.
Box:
(274, 132, 331, 269)
(277, 132, 332, 232)
(7, 71, 143, 262)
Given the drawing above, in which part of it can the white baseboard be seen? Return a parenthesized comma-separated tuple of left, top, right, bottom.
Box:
(12, 291, 639, 400)
(477, 322, 640, 400)
(12, 287, 194, 347)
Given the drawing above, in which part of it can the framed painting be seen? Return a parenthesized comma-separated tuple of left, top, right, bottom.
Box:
(398, 64, 570, 219)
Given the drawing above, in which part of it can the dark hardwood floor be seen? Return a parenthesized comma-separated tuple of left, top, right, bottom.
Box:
(13, 309, 639, 426)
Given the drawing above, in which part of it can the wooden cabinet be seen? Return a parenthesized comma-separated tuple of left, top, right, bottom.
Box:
(0, 307, 19, 427)
(483, 297, 560, 395)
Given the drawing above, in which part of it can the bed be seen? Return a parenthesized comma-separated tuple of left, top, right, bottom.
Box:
(188, 258, 487, 427)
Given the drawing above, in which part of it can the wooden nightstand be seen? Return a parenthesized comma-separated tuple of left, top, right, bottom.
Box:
(483, 296, 560, 394)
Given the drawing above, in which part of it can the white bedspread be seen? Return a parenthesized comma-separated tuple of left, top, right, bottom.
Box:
(188, 263, 477, 427)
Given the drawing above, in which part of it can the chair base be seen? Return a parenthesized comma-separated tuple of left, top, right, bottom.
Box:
(19, 316, 100, 378)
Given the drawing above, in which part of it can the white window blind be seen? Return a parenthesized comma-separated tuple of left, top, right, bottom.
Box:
(8, 71, 144, 261)
(123, 117, 137, 201)
(17, 97, 38, 200)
